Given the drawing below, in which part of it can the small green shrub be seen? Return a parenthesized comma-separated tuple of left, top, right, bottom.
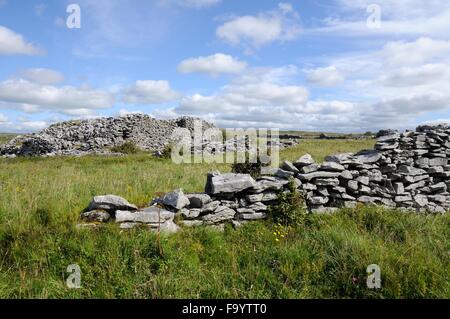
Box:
(111, 141, 140, 154)
(159, 143, 174, 159)
(269, 179, 308, 226)
(231, 150, 270, 178)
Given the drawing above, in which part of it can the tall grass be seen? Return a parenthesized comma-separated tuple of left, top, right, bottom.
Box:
(0, 138, 448, 298)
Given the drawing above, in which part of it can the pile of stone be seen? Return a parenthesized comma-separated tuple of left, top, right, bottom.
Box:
(1, 114, 300, 158)
(79, 194, 180, 233)
(79, 171, 296, 232)
(293, 124, 450, 213)
(0, 114, 216, 157)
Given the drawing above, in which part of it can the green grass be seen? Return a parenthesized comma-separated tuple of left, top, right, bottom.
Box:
(280, 138, 376, 163)
(0, 138, 448, 298)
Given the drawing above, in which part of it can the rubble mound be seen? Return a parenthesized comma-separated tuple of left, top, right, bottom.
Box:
(0, 114, 215, 157)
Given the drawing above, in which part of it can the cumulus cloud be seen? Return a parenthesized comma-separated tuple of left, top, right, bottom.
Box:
(305, 66, 345, 86)
(0, 26, 42, 55)
(216, 3, 300, 50)
(0, 79, 115, 115)
(157, 36, 450, 132)
(178, 53, 247, 76)
(122, 80, 181, 105)
(16, 68, 65, 85)
(167, 66, 311, 128)
(301, 37, 450, 130)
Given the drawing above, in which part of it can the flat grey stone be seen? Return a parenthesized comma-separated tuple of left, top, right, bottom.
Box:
(320, 161, 345, 172)
(340, 170, 353, 180)
(205, 171, 255, 195)
(88, 195, 137, 212)
(314, 178, 339, 186)
(293, 153, 315, 167)
(301, 163, 320, 174)
(201, 200, 220, 214)
(115, 207, 174, 223)
(179, 208, 201, 219)
(80, 210, 110, 223)
(261, 167, 294, 179)
(202, 206, 236, 224)
(186, 193, 212, 208)
(298, 171, 341, 181)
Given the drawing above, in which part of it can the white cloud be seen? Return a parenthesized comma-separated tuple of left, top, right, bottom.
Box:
(0, 26, 42, 55)
(122, 80, 181, 105)
(162, 36, 450, 131)
(180, 0, 221, 8)
(377, 64, 450, 87)
(216, 3, 300, 50)
(118, 108, 144, 116)
(382, 37, 450, 66)
(171, 66, 310, 127)
(0, 113, 8, 123)
(17, 120, 48, 131)
(0, 118, 49, 133)
(178, 53, 247, 76)
(17, 68, 65, 85)
(295, 37, 450, 131)
(0, 79, 115, 115)
(309, 1, 450, 39)
(306, 66, 345, 86)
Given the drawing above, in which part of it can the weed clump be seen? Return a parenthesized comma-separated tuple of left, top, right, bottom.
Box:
(231, 149, 271, 178)
(111, 141, 140, 154)
(269, 179, 308, 226)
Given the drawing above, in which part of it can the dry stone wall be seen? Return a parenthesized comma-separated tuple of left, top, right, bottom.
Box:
(78, 124, 450, 232)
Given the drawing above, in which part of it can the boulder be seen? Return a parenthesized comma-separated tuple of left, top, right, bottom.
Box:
(205, 171, 256, 195)
(281, 160, 299, 173)
(293, 154, 315, 167)
(161, 188, 190, 210)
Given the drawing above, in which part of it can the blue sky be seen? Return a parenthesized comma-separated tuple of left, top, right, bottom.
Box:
(0, 0, 449, 133)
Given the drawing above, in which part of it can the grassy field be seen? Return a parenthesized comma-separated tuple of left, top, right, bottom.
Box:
(0, 137, 449, 298)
